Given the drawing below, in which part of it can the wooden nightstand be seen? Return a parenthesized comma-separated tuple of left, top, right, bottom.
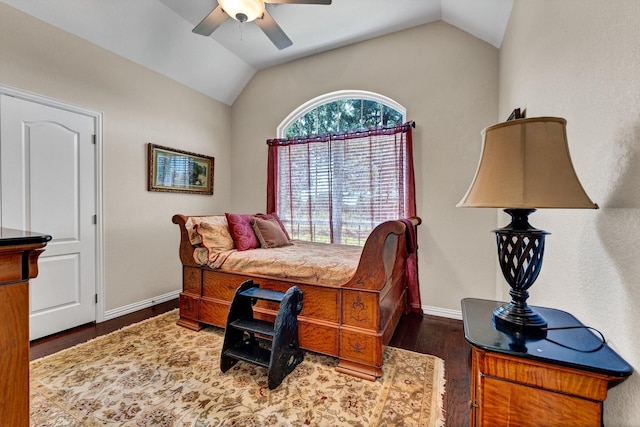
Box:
(0, 228, 51, 427)
(462, 298, 632, 427)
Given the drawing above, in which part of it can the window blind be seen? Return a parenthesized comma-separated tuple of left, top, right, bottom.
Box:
(268, 122, 414, 245)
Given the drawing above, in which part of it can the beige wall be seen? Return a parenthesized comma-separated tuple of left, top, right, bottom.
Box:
(0, 3, 232, 312)
(0, 4, 500, 318)
(500, 1, 640, 424)
(231, 21, 500, 314)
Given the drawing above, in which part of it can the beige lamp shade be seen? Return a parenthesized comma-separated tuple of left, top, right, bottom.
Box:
(457, 117, 598, 209)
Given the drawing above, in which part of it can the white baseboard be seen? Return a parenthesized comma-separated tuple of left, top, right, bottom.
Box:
(421, 305, 463, 320)
(104, 290, 180, 321)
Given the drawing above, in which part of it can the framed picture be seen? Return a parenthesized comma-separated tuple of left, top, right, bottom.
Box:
(147, 143, 214, 195)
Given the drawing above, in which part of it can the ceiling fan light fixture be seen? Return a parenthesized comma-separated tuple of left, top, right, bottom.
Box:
(218, 0, 265, 23)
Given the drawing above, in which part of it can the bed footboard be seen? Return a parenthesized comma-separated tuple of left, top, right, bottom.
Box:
(337, 216, 420, 379)
(172, 214, 421, 380)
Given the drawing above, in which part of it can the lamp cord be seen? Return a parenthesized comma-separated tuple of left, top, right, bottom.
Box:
(540, 325, 606, 353)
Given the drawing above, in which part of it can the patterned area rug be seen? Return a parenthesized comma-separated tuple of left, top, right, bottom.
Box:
(30, 310, 445, 426)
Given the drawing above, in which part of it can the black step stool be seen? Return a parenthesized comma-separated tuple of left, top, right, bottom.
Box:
(220, 280, 304, 389)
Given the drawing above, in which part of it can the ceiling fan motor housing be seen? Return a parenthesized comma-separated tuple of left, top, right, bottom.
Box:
(193, 0, 332, 50)
(219, 0, 265, 23)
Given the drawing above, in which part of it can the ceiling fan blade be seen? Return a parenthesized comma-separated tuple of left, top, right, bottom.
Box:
(264, 0, 331, 4)
(192, 5, 228, 36)
(255, 8, 293, 50)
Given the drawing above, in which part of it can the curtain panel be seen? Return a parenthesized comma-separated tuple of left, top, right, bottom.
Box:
(266, 121, 422, 313)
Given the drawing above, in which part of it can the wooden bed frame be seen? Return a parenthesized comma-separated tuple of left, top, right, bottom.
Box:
(172, 214, 421, 380)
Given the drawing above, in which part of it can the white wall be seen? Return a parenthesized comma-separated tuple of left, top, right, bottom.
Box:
(500, 1, 640, 424)
(0, 3, 232, 312)
(230, 21, 500, 316)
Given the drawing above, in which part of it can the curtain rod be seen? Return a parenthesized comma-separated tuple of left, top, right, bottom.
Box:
(267, 121, 415, 146)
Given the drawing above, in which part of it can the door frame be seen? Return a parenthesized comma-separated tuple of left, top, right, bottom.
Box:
(0, 84, 105, 323)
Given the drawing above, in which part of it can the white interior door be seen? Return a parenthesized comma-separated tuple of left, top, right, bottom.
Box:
(0, 94, 97, 340)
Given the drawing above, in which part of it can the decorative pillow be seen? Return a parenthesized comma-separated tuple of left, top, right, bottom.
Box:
(225, 213, 260, 251)
(192, 247, 209, 265)
(251, 217, 292, 248)
(184, 217, 203, 245)
(185, 215, 229, 246)
(255, 212, 291, 241)
(194, 217, 235, 256)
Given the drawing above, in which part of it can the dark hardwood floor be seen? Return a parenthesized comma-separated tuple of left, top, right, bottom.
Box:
(30, 300, 471, 427)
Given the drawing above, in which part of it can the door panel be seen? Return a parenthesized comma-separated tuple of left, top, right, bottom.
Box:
(0, 94, 96, 339)
(30, 255, 79, 312)
(29, 122, 79, 238)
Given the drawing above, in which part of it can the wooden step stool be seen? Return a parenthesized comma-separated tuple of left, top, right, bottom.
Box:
(220, 280, 304, 389)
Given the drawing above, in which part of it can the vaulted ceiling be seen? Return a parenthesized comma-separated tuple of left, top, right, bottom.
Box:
(1, 0, 513, 105)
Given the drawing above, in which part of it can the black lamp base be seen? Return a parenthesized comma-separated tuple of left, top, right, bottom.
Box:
(493, 302, 547, 338)
(493, 208, 549, 338)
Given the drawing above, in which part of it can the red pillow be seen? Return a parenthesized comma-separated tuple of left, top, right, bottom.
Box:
(255, 212, 291, 241)
(225, 213, 259, 251)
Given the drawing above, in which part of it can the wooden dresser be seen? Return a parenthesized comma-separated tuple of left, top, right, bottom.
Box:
(462, 298, 633, 427)
(0, 228, 51, 427)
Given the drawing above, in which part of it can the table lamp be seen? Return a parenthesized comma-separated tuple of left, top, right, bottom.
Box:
(457, 116, 598, 335)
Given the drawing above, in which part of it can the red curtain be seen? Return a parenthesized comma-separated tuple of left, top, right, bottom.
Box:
(266, 121, 422, 314)
(403, 126, 422, 313)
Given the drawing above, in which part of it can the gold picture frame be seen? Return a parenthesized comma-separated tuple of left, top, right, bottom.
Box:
(147, 143, 214, 195)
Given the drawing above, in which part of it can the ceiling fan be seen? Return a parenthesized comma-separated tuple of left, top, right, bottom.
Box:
(192, 0, 332, 50)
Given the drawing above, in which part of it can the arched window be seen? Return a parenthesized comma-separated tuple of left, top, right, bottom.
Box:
(278, 90, 406, 138)
(267, 91, 421, 313)
(267, 91, 414, 245)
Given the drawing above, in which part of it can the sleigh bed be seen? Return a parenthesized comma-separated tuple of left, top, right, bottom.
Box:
(172, 213, 421, 380)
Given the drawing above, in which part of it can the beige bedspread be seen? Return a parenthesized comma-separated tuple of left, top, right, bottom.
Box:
(193, 240, 363, 285)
